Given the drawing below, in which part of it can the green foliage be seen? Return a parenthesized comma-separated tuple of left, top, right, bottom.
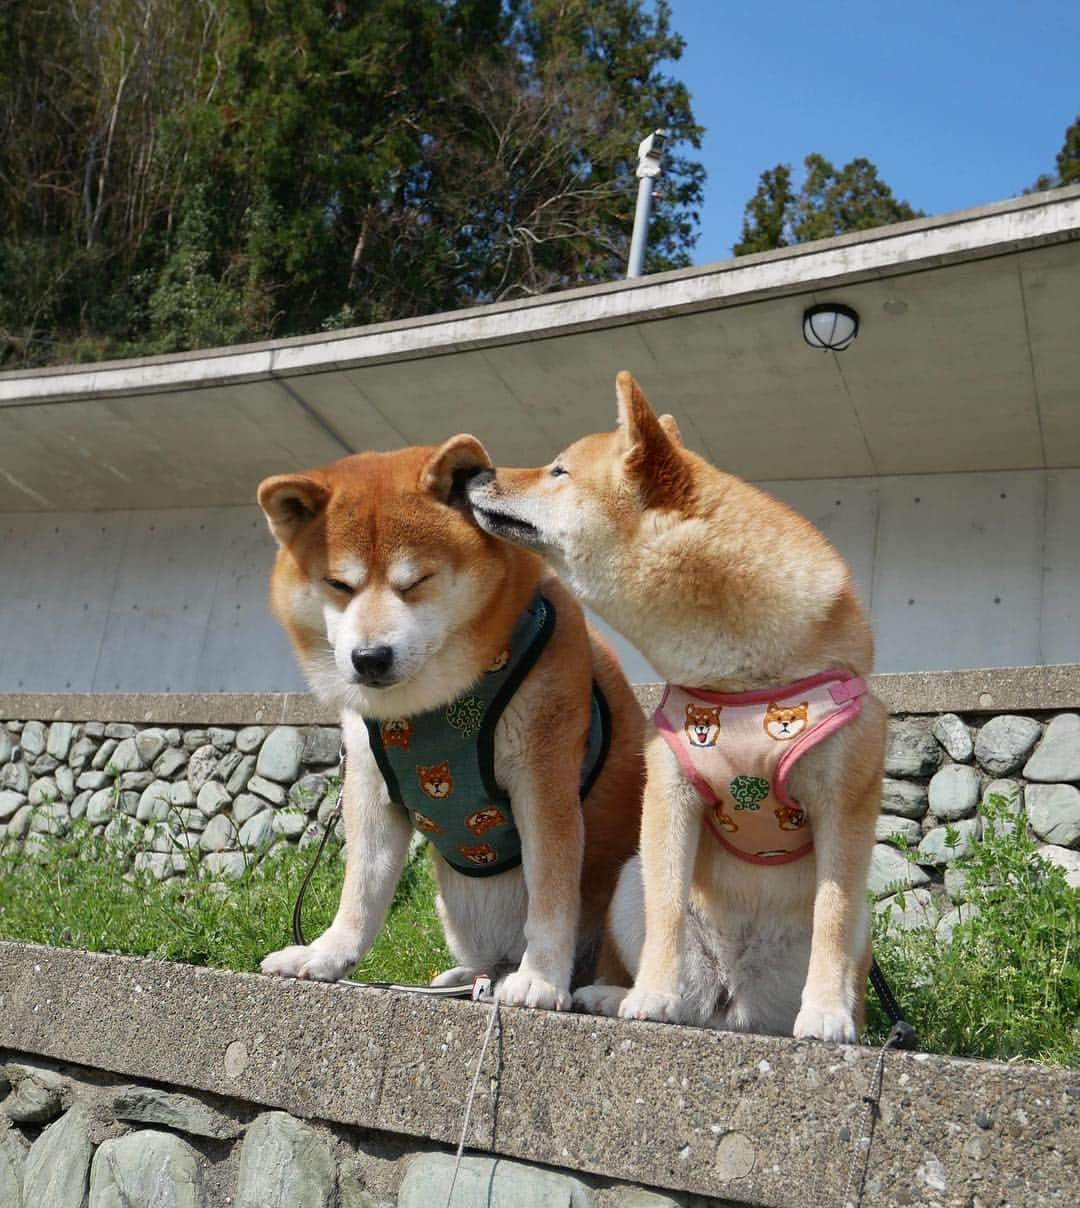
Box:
(868, 795, 1080, 1066)
(1, 0, 702, 368)
(1031, 113, 1080, 191)
(0, 821, 451, 985)
(733, 153, 923, 255)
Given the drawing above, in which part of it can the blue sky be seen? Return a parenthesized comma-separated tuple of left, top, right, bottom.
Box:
(664, 0, 1080, 265)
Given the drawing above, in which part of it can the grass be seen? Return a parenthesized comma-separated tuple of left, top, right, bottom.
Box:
(0, 821, 450, 985)
(866, 795, 1080, 1067)
(2, 795, 1077, 1066)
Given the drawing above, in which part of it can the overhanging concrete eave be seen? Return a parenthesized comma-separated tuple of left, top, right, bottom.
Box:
(3, 187, 1078, 406)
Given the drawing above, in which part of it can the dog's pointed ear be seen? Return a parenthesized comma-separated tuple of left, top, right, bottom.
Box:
(658, 413, 683, 447)
(614, 370, 656, 448)
(257, 474, 330, 545)
(613, 371, 690, 508)
(420, 434, 494, 505)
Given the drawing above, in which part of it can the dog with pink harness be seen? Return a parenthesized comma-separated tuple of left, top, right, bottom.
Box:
(654, 672, 867, 866)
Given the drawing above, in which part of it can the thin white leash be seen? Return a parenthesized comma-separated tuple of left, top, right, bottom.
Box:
(444, 979, 500, 1208)
(839, 1029, 896, 1208)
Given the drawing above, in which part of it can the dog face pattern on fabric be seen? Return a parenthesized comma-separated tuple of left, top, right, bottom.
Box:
(413, 810, 442, 834)
(382, 718, 412, 749)
(417, 760, 453, 799)
(712, 804, 738, 832)
(486, 647, 511, 673)
(763, 701, 808, 741)
(774, 804, 807, 831)
(465, 807, 506, 837)
(685, 703, 722, 747)
(458, 842, 498, 866)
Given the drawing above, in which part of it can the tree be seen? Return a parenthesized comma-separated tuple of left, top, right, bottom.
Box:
(1030, 114, 1080, 191)
(0, 0, 703, 367)
(339, 0, 703, 316)
(733, 153, 922, 256)
(0, 0, 224, 363)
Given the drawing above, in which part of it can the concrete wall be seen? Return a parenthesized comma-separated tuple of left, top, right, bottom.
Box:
(3, 943, 1078, 1208)
(1, 467, 1077, 692)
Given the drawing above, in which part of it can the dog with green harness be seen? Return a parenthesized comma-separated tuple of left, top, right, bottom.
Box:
(257, 435, 645, 1009)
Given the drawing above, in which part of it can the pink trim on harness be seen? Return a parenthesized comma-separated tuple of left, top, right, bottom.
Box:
(654, 671, 865, 866)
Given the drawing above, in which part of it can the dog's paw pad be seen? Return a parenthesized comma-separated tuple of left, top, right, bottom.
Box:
(495, 970, 571, 1011)
(793, 1004, 857, 1044)
(618, 988, 686, 1024)
(260, 945, 352, 983)
(572, 984, 627, 1017)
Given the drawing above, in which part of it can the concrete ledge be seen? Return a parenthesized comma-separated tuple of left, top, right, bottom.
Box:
(1, 943, 1075, 1206)
(869, 662, 1080, 714)
(2, 664, 1077, 725)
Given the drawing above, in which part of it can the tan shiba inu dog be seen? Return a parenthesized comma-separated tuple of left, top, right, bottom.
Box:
(467, 373, 885, 1041)
(257, 438, 644, 1010)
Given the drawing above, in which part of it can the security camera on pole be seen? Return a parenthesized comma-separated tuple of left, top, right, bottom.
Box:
(626, 130, 667, 279)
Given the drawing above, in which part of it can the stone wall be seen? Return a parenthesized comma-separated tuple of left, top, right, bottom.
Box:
(0, 718, 343, 880)
(0, 1052, 692, 1208)
(2, 700, 1079, 932)
(870, 709, 1080, 931)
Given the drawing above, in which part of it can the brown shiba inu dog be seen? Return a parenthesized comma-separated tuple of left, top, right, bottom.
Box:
(257, 438, 644, 1010)
(467, 373, 885, 1041)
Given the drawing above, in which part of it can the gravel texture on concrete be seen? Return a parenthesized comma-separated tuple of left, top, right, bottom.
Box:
(1, 942, 1076, 1207)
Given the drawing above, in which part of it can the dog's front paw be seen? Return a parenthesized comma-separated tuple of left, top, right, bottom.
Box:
(430, 965, 484, 989)
(495, 970, 571, 1011)
(793, 1003, 857, 1044)
(573, 983, 627, 1017)
(618, 987, 686, 1024)
(260, 944, 354, 983)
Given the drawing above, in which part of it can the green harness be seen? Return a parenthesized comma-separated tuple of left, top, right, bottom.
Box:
(365, 592, 611, 877)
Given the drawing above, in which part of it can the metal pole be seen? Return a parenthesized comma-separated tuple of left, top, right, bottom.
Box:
(626, 130, 666, 279)
(627, 176, 654, 278)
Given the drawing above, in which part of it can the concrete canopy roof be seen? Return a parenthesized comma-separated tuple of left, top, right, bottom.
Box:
(2, 187, 1078, 513)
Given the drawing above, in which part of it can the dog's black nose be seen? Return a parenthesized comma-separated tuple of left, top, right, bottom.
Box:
(351, 645, 394, 682)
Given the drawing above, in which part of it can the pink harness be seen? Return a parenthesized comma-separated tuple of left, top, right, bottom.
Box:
(654, 671, 866, 866)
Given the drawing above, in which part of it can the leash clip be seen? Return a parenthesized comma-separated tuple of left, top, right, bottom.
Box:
(470, 974, 493, 1002)
(886, 1019, 917, 1051)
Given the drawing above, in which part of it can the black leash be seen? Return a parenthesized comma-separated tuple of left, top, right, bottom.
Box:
(868, 957, 916, 1050)
(835, 960, 916, 1206)
(291, 751, 346, 947)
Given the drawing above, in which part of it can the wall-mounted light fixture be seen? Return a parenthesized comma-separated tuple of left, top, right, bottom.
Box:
(802, 303, 859, 351)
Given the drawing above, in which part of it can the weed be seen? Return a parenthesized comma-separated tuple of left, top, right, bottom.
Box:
(0, 821, 450, 986)
(868, 795, 1079, 1066)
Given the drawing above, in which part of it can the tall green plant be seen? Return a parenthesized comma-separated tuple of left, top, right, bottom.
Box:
(869, 795, 1079, 1066)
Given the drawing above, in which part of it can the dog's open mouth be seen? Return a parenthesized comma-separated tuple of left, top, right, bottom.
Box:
(471, 506, 542, 545)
